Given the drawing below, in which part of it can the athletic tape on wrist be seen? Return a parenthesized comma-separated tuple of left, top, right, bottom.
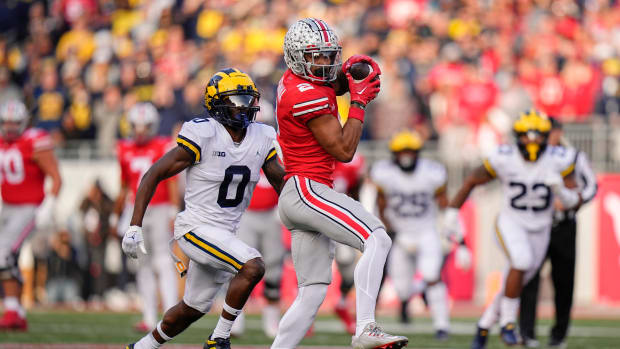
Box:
(348, 105, 365, 122)
(222, 302, 242, 317)
(157, 321, 173, 341)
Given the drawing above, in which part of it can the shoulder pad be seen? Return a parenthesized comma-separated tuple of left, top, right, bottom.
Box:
(253, 122, 277, 140)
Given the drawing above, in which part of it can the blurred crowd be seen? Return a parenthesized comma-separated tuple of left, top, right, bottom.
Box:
(0, 0, 619, 162)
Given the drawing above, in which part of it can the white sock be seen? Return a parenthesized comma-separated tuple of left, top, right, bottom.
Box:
(271, 284, 327, 349)
(155, 256, 179, 311)
(262, 304, 280, 338)
(354, 229, 391, 337)
(134, 333, 162, 349)
(499, 296, 520, 327)
(4, 297, 25, 318)
(426, 282, 450, 331)
(478, 293, 501, 329)
(137, 265, 158, 328)
(212, 316, 234, 339)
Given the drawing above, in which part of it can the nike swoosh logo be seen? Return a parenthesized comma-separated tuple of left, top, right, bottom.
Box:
(357, 87, 367, 94)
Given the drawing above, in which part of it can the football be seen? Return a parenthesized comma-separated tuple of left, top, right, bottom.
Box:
(348, 62, 372, 81)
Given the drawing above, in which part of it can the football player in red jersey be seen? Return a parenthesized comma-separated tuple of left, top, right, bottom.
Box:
(332, 153, 365, 335)
(0, 100, 61, 331)
(112, 103, 180, 332)
(272, 18, 408, 349)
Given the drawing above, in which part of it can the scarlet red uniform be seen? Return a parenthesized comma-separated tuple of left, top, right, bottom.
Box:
(248, 170, 279, 211)
(333, 153, 365, 194)
(276, 69, 339, 187)
(117, 137, 172, 204)
(0, 129, 53, 205)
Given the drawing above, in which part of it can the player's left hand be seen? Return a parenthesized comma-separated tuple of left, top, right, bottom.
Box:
(35, 196, 56, 230)
(455, 245, 472, 270)
(122, 225, 147, 259)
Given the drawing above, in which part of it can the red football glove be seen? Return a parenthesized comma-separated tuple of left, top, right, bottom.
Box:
(342, 55, 382, 107)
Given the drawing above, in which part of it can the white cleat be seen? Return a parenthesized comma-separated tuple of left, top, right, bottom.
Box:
(351, 322, 409, 349)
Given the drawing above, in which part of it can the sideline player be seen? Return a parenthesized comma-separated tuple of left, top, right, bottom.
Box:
(272, 18, 408, 349)
(124, 68, 285, 349)
(113, 103, 179, 332)
(332, 152, 365, 335)
(371, 130, 471, 340)
(0, 100, 62, 330)
(232, 168, 284, 338)
(445, 110, 583, 349)
(518, 118, 597, 348)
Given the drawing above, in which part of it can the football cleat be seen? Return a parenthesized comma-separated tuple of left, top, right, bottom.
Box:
(334, 303, 356, 335)
(204, 334, 231, 349)
(548, 337, 567, 348)
(133, 321, 151, 333)
(435, 329, 449, 341)
(522, 335, 540, 348)
(0, 310, 27, 331)
(351, 322, 408, 349)
(470, 326, 489, 349)
(124, 344, 135, 349)
(500, 323, 518, 346)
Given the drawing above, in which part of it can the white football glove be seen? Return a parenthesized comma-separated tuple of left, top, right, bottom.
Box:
(35, 195, 56, 230)
(122, 225, 147, 259)
(455, 245, 472, 270)
(443, 207, 463, 242)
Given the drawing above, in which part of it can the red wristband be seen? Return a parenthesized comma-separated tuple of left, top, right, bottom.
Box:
(348, 105, 365, 123)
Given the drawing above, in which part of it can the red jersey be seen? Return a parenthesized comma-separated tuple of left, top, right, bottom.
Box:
(333, 153, 365, 194)
(247, 170, 279, 211)
(0, 128, 53, 205)
(118, 136, 173, 205)
(276, 69, 339, 186)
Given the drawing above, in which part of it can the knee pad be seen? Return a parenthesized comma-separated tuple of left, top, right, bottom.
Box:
(263, 280, 281, 302)
(370, 228, 392, 252)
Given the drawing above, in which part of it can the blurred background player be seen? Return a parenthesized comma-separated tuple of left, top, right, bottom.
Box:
(519, 118, 598, 348)
(0, 100, 61, 330)
(332, 152, 365, 335)
(231, 168, 284, 338)
(370, 130, 471, 340)
(273, 18, 407, 349)
(446, 110, 583, 349)
(113, 102, 179, 332)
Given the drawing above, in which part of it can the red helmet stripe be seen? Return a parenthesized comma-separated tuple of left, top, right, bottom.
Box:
(312, 18, 329, 43)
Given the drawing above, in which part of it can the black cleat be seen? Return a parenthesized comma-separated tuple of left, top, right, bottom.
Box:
(204, 334, 231, 349)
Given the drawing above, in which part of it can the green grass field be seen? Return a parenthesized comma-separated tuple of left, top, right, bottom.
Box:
(2, 311, 620, 348)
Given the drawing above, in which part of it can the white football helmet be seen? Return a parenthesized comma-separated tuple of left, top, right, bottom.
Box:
(0, 100, 29, 139)
(128, 102, 159, 143)
(283, 18, 342, 83)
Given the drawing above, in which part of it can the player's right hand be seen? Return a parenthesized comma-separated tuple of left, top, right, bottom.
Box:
(122, 225, 147, 259)
(343, 56, 381, 107)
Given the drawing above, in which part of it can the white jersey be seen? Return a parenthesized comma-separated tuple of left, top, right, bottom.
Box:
(174, 118, 277, 238)
(483, 144, 576, 232)
(370, 158, 447, 234)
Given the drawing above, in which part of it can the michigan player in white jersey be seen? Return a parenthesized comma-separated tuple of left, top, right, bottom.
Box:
(444, 110, 583, 349)
(371, 131, 471, 340)
(122, 68, 285, 349)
